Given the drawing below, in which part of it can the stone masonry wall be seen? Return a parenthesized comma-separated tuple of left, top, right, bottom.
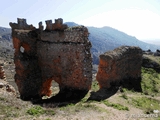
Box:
(96, 46, 142, 91)
(10, 18, 92, 101)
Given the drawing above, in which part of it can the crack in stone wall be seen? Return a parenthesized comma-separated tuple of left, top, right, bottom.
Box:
(10, 18, 92, 101)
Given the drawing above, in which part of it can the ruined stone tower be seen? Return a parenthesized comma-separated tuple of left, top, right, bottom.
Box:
(96, 46, 142, 91)
(10, 18, 92, 101)
(89, 46, 143, 101)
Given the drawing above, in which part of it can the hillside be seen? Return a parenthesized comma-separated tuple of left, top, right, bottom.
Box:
(0, 27, 13, 57)
(0, 54, 160, 120)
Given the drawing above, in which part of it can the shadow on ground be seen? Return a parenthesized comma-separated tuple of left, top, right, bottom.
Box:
(31, 88, 88, 107)
(88, 87, 119, 101)
(88, 78, 142, 101)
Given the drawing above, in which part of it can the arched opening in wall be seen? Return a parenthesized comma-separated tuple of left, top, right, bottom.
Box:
(42, 79, 60, 100)
(20, 46, 24, 53)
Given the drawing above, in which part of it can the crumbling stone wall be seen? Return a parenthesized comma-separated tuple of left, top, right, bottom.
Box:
(10, 18, 92, 101)
(96, 46, 142, 91)
(0, 65, 5, 79)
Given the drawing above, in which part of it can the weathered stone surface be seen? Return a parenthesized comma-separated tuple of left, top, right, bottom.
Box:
(45, 18, 68, 31)
(10, 18, 92, 101)
(96, 46, 142, 91)
(0, 65, 5, 79)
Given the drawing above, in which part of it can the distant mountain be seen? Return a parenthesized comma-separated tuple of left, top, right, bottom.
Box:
(65, 22, 79, 27)
(65, 22, 160, 64)
(0, 27, 11, 41)
(0, 24, 160, 64)
(0, 27, 13, 53)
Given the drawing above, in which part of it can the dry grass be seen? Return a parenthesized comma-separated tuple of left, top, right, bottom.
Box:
(1, 86, 160, 120)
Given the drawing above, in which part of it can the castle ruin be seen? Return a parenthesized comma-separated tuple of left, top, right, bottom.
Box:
(97, 46, 142, 91)
(10, 18, 92, 101)
(10, 18, 143, 102)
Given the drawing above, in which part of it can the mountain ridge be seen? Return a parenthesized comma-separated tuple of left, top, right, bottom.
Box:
(0, 27, 13, 54)
(65, 22, 160, 64)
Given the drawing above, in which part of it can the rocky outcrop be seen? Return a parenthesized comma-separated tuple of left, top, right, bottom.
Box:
(154, 49, 160, 56)
(143, 49, 160, 56)
(96, 46, 142, 91)
(0, 65, 5, 79)
(10, 18, 92, 101)
(142, 49, 160, 72)
(142, 55, 160, 73)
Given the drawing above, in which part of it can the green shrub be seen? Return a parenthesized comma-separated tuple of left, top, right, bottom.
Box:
(27, 106, 55, 116)
(27, 106, 44, 116)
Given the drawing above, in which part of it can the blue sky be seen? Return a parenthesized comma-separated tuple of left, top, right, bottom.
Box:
(0, 0, 160, 43)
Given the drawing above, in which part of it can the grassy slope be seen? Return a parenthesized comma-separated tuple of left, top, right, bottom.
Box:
(0, 55, 160, 120)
